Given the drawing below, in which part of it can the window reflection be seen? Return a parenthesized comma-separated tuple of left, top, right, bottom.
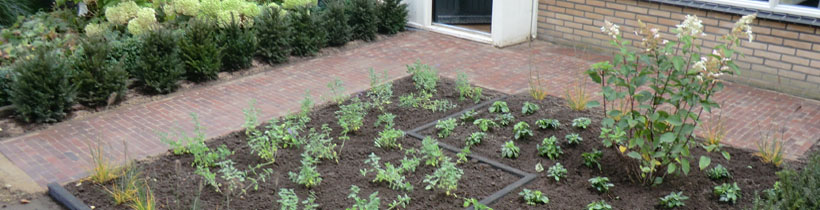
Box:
(780, 0, 820, 8)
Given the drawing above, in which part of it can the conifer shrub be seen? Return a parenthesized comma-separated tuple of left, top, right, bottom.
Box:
(377, 0, 407, 34)
(10, 48, 78, 123)
(347, 0, 379, 41)
(0, 68, 13, 106)
(255, 6, 292, 64)
(108, 34, 143, 75)
(219, 17, 258, 71)
(179, 18, 223, 82)
(321, 0, 352, 46)
(289, 6, 327, 56)
(73, 35, 129, 107)
(135, 28, 185, 94)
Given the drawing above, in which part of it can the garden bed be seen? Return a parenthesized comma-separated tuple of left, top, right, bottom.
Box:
(421, 94, 780, 209)
(65, 76, 523, 209)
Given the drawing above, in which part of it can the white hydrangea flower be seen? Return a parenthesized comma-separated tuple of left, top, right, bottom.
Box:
(675, 15, 704, 38)
(174, 0, 201, 17)
(84, 22, 108, 37)
(105, 1, 140, 25)
(127, 8, 158, 35)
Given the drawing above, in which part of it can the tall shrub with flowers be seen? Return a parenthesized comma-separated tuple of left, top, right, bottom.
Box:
(589, 14, 756, 185)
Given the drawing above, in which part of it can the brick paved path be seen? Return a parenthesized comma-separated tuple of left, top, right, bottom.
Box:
(1, 31, 818, 186)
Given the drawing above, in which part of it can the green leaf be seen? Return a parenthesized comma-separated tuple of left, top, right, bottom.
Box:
(666, 116, 683, 126)
(680, 159, 690, 175)
(653, 177, 664, 186)
(627, 151, 641, 160)
(586, 101, 600, 108)
(699, 156, 711, 170)
(722, 151, 731, 161)
(672, 56, 685, 71)
(667, 163, 677, 174)
(660, 133, 676, 143)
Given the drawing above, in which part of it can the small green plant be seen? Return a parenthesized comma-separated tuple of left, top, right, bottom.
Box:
(474, 118, 497, 132)
(246, 109, 280, 163)
(519, 189, 549, 206)
(374, 113, 396, 129)
(489, 101, 510, 113)
(388, 194, 410, 210)
(406, 61, 439, 93)
(255, 6, 292, 64)
(537, 136, 562, 160)
(303, 125, 338, 161)
(456, 146, 471, 164)
(420, 136, 444, 166)
(328, 78, 347, 105)
(714, 182, 741, 204)
(572, 117, 592, 129)
(435, 118, 457, 138)
(466, 132, 486, 146)
(501, 141, 520, 159)
(424, 157, 463, 196)
(565, 73, 594, 111)
(368, 69, 394, 111)
(495, 113, 515, 126)
(215, 160, 274, 206)
(566, 133, 583, 145)
(289, 154, 323, 188)
(547, 162, 567, 182)
(459, 110, 478, 123)
(347, 185, 380, 210)
(10, 48, 77, 123)
(659, 191, 689, 209)
(361, 153, 413, 191)
(586, 200, 612, 210)
(398, 92, 456, 112)
(588, 177, 614, 193)
(521, 102, 539, 115)
(535, 119, 561, 129)
(277, 188, 299, 210)
(463, 198, 493, 210)
(706, 164, 731, 180)
(375, 127, 404, 150)
(106, 162, 140, 205)
(513, 121, 533, 140)
(752, 154, 820, 210)
(582, 149, 603, 170)
(455, 72, 482, 103)
(336, 97, 367, 135)
(755, 130, 784, 167)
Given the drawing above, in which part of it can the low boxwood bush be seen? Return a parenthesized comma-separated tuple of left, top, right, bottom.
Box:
(347, 0, 379, 41)
(321, 0, 352, 46)
(377, 0, 407, 34)
(753, 154, 820, 210)
(73, 35, 128, 107)
(290, 6, 327, 56)
(255, 6, 292, 63)
(180, 18, 223, 82)
(135, 28, 185, 94)
(10, 48, 78, 123)
(219, 19, 258, 71)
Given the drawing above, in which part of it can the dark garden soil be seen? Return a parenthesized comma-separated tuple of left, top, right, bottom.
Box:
(420, 94, 780, 209)
(0, 32, 412, 140)
(66, 76, 521, 210)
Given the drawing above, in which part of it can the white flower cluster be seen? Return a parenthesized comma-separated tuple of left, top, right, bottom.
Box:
(200, 0, 261, 27)
(734, 14, 756, 43)
(675, 15, 705, 38)
(104, 1, 140, 25)
(174, 0, 201, 17)
(600, 20, 620, 39)
(127, 8, 158, 35)
(83, 22, 109, 37)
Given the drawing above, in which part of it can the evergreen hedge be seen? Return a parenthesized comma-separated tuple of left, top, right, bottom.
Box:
(377, 0, 408, 35)
(322, 0, 352, 46)
(74, 35, 129, 107)
(220, 18, 258, 71)
(180, 19, 223, 82)
(347, 0, 379, 41)
(10, 49, 77, 123)
(134, 29, 186, 94)
(290, 6, 327, 57)
(255, 7, 293, 64)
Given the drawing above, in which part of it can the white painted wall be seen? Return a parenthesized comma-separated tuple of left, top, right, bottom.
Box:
(404, 0, 537, 47)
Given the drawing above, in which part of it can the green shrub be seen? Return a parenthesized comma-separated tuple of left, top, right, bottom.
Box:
(179, 19, 223, 82)
(377, 0, 407, 34)
(282, 0, 317, 9)
(10, 49, 78, 123)
(0, 0, 32, 27)
(290, 6, 327, 56)
(73, 35, 129, 107)
(108, 34, 143, 75)
(347, 0, 379, 41)
(321, 0, 352, 46)
(0, 68, 14, 106)
(219, 19, 258, 71)
(255, 7, 292, 63)
(135, 28, 185, 94)
(753, 154, 820, 210)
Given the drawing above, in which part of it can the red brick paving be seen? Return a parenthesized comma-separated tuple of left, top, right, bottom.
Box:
(0, 31, 817, 186)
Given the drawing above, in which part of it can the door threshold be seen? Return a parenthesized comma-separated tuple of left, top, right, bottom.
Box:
(427, 23, 492, 44)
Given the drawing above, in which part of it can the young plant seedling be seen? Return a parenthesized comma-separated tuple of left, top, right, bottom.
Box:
(423, 157, 463, 196)
(336, 97, 367, 135)
(375, 127, 405, 150)
(455, 72, 483, 104)
(705, 164, 732, 180)
(406, 61, 439, 93)
(537, 136, 563, 160)
(565, 133, 583, 145)
(460, 110, 479, 124)
(495, 113, 515, 126)
(501, 140, 520, 159)
(714, 182, 741, 204)
(421, 136, 444, 167)
(303, 125, 339, 162)
(463, 198, 493, 210)
(547, 162, 567, 182)
(582, 149, 603, 170)
(361, 153, 413, 192)
(521, 102, 539, 115)
(587, 200, 612, 210)
(466, 132, 486, 146)
(513, 121, 533, 140)
(489, 101, 510, 113)
(519, 189, 549, 206)
(435, 118, 458, 138)
(659, 191, 689, 209)
(277, 188, 299, 210)
(328, 78, 347, 105)
(367, 69, 393, 111)
(388, 194, 411, 210)
(572, 117, 592, 129)
(347, 185, 380, 210)
(473, 118, 497, 132)
(374, 113, 396, 129)
(588, 177, 614, 193)
(289, 154, 322, 188)
(535, 118, 561, 129)
(456, 146, 471, 164)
